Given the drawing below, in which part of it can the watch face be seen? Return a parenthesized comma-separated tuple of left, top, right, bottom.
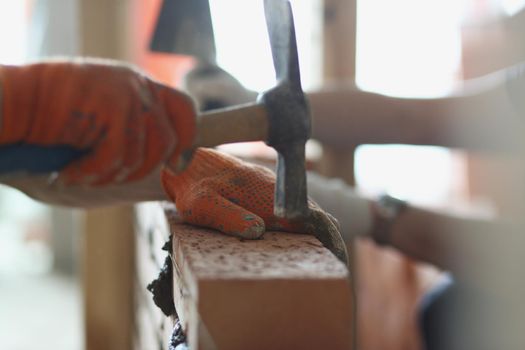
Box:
(379, 195, 407, 218)
(382, 206, 397, 219)
(371, 195, 407, 246)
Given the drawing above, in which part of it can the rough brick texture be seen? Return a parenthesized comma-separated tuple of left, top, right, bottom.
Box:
(167, 207, 354, 350)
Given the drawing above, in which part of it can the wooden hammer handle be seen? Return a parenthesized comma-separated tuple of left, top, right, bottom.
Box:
(194, 103, 269, 148)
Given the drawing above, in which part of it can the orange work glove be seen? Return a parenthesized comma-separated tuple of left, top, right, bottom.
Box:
(0, 60, 196, 185)
(162, 148, 348, 264)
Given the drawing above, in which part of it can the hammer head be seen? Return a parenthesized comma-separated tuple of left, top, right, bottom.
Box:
(259, 0, 311, 220)
(150, 0, 216, 62)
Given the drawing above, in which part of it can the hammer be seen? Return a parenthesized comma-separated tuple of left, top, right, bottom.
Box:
(188, 0, 308, 220)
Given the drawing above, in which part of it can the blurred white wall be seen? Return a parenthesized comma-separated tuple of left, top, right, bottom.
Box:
(354, 0, 467, 206)
(27, 0, 80, 60)
(0, 1, 83, 349)
(28, 0, 83, 274)
(209, 0, 323, 92)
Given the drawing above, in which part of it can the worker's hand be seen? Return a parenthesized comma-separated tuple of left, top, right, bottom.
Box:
(162, 148, 349, 264)
(0, 59, 196, 185)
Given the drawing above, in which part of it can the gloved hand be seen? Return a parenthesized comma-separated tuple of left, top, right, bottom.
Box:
(162, 148, 349, 264)
(0, 60, 196, 185)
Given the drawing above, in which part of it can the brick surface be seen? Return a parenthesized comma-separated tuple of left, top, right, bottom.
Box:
(167, 206, 354, 350)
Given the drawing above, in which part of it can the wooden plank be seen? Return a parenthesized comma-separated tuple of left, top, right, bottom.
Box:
(318, 0, 357, 184)
(79, 0, 132, 60)
(318, 2, 432, 349)
(318, 3, 358, 348)
(166, 208, 353, 350)
(83, 205, 135, 350)
(78, 2, 136, 350)
(322, 0, 357, 82)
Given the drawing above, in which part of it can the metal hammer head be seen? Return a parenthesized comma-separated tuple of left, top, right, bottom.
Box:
(259, 0, 311, 220)
(150, 0, 216, 63)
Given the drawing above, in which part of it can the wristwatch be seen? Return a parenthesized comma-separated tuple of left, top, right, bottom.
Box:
(369, 194, 408, 246)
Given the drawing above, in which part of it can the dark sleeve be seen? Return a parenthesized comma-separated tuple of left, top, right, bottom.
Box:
(0, 144, 85, 174)
(506, 62, 525, 118)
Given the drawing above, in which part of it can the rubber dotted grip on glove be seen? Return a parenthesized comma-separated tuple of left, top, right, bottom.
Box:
(161, 148, 306, 239)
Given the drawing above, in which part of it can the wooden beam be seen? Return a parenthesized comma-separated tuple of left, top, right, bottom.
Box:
(78, 2, 135, 350)
(322, 0, 357, 82)
(167, 208, 354, 350)
(78, 0, 132, 59)
(318, 4, 358, 347)
(318, 0, 357, 185)
(83, 205, 135, 350)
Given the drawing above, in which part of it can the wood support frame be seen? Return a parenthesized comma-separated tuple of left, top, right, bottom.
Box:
(83, 206, 135, 350)
(79, 2, 135, 350)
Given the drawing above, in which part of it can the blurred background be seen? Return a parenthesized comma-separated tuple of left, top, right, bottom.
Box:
(1, 0, 524, 349)
(0, 1, 83, 349)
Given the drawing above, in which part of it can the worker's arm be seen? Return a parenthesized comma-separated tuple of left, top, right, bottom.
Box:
(384, 205, 517, 282)
(307, 172, 521, 285)
(309, 63, 525, 153)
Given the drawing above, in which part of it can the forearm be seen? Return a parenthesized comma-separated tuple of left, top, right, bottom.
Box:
(308, 68, 525, 152)
(307, 169, 494, 274)
(386, 205, 522, 288)
(307, 172, 517, 282)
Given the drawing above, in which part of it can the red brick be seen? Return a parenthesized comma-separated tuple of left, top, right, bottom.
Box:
(168, 210, 354, 350)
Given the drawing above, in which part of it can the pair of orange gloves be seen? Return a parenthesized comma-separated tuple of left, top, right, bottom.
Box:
(0, 61, 345, 262)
